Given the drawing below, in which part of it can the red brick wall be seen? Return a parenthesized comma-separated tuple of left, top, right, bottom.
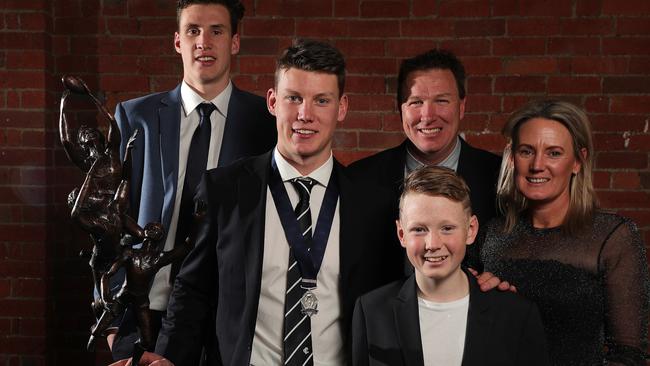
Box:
(1, 0, 649, 364)
(1, 1, 53, 365)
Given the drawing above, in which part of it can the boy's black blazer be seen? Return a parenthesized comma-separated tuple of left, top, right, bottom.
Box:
(352, 269, 550, 366)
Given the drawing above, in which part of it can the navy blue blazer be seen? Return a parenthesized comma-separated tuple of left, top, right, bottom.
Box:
(155, 152, 405, 366)
(115, 84, 277, 236)
(352, 270, 550, 366)
(110, 84, 276, 359)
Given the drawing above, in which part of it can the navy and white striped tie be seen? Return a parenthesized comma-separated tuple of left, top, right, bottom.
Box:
(283, 177, 316, 366)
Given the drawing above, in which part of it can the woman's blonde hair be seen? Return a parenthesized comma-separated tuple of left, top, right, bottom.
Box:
(497, 99, 598, 235)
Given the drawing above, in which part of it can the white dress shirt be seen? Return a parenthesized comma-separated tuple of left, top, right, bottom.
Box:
(149, 81, 232, 310)
(250, 148, 344, 365)
(405, 135, 462, 175)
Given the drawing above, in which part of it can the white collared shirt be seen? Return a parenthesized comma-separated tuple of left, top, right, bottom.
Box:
(405, 136, 462, 176)
(250, 148, 344, 365)
(149, 80, 233, 310)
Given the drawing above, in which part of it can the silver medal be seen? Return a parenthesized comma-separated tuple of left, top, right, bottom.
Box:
(300, 290, 318, 317)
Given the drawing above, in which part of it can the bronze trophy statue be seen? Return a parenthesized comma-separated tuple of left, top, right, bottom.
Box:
(90, 201, 206, 359)
(60, 75, 145, 316)
(59, 76, 205, 363)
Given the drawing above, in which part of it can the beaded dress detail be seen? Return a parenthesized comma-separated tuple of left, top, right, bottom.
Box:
(481, 211, 649, 366)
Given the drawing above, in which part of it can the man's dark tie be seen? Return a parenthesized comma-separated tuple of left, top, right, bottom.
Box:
(172, 102, 216, 282)
(283, 177, 316, 366)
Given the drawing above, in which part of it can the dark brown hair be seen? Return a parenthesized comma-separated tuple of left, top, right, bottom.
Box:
(275, 38, 346, 97)
(176, 0, 244, 35)
(397, 49, 466, 112)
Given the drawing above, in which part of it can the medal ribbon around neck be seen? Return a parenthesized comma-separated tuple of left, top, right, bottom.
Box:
(269, 155, 339, 290)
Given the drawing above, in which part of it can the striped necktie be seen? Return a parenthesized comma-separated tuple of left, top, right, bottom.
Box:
(283, 177, 316, 366)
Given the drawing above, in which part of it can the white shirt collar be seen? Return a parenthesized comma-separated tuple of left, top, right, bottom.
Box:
(273, 148, 333, 187)
(180, 80, 232, 119)
(405, 136, 461, 174)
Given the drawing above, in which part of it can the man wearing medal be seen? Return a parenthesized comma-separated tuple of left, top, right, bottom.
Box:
(121, 39, 405, 366)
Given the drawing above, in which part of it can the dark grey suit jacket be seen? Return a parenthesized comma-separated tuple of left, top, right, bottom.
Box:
(111, 84, 277, 359)
(347, 138, 502, 269)
(352, 270, 550, 366)
(156, 151, 405, 366)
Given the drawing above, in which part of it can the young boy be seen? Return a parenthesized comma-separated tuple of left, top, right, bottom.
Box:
(352, 166, 550, 366)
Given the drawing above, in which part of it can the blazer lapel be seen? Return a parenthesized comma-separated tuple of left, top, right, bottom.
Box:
(456, 138, 471, 179)
(461, 270, 492, 366)
(456, 138, 484, 204)
(394, 275, 425, 365)
(239, 152, 272, 335)
(158, 85, 182, 232)
(218, 85, 242, 166)
(386, 140, 409, 194)
(337, 160, 360, 282)
(334, 160, 359, 341)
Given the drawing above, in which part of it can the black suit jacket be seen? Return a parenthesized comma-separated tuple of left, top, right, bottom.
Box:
(347, 138, 501, 269)
(112, 84, 277, 359)
(352, 270, 550, 366)
(155, 151, 405, 366)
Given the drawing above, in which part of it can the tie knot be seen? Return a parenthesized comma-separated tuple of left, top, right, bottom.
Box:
(197, 102, 217, 120)
(291, 177, 316, 199)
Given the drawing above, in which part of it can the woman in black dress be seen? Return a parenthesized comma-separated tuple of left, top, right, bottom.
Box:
(481, 99, 649, 365)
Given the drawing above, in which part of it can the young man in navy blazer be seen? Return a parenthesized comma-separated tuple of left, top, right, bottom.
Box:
(106, 0, 276, 359)
(114, 39, 404, 366)
(352, 166, 549, 366)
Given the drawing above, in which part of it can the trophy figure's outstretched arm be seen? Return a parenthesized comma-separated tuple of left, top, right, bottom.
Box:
(117, 130, 148, 241)
(105, 100, 121, 159)
(67, 75, 121, 155)
(59, 88, 91, 171)
(62, 75, 116, 136)
(60, 75, 122, 173)
(121, 129, 138, 182)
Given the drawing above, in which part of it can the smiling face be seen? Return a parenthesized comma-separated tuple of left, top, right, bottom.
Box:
(513, 118, 582, 213)
(397, 193, 477, 291)
(267, 67, 348, 175)
(401, 69, 466, 165)
(175, 4, 240, 98)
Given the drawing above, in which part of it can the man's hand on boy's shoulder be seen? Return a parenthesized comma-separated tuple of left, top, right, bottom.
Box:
(468, 268, 517, 293)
